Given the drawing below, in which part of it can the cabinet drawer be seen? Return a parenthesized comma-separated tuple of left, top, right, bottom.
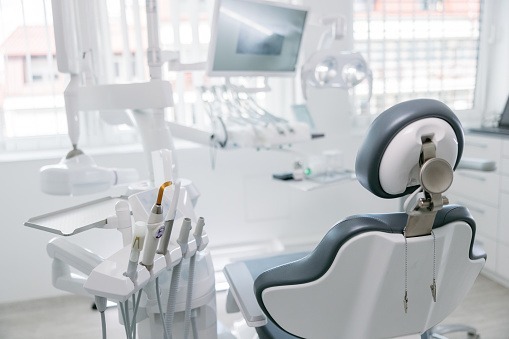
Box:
(449, 196, 498, 239)
(499, 193, 509, 245)
(475, 235, 496, 273)
(502, 139, 509, 158)
(501, 158, 509, 177)
(501, 172, 509, 193)
(450, 170, 499, 206)
(496, 243, 509, 281)
(464, 135, 502, 163)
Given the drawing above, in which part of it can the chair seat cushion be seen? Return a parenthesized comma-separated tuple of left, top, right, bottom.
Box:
(239, 252, 308, 339)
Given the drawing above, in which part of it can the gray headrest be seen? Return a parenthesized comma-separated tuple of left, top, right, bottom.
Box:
(355, 99, 464, 199)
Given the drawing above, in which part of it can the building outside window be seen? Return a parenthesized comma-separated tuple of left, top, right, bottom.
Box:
(353, 0, 483, 115)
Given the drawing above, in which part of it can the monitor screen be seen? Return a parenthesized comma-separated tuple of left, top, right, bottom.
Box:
(207, 0, 308, 77)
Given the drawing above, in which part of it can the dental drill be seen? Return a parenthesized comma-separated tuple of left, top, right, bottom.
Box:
(165, 218, 193, 339)
(141, 181, 172, 271)
(157, 180, 182, 255)
(155, 180, 180, 339)
(184, 217, 206, 339)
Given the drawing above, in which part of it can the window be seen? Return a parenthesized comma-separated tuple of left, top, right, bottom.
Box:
(353, 0, 483, 115)
(0, 0, 145, 152)
(0, 0, 305, 154)
(0, 0, 220, 153)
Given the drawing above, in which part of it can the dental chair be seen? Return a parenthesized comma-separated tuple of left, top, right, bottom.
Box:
(223, 99, 486, 339)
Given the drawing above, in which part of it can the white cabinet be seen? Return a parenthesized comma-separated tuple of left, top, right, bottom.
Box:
(497, 243, 509, 281)
(452, 171, 499, 207)
(499, 193, 509, 246)
(452, 197, 498, 241)
(476, 235, 498, 272)
(448, 133, 509, 286)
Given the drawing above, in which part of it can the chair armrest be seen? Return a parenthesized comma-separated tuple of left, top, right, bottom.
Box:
(46, 237, 104, 297)
(223, 262, 267, 327)
(47, 237, 103, 275)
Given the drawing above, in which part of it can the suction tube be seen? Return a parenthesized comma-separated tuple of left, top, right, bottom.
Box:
(164, 218, 192, 339)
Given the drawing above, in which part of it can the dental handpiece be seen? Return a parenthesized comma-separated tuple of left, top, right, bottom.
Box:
(164, 218, 193, 337)
(177, 218, 193, 256)
(183, 217, 205, 338)
(141, 182, 171, 270)
(157, 180, 181, 255)
(193, 217, 205, 247)
(125, 221, 146, 281)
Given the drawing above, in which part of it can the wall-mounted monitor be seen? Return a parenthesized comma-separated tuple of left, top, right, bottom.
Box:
(207, 0, 308, 77)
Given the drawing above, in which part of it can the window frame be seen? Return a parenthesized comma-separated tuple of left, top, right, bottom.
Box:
(352, 0, 488, 122)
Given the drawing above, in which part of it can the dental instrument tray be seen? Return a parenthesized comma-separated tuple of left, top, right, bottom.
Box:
(24, 196, 128, 236)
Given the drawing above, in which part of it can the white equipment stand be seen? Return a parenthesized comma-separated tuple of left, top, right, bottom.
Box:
(25, 1, 227, 338)
(28, 157, 221, 339)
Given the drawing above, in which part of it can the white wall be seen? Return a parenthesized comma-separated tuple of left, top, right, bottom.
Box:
(0, 152, 147, 303)
(483, 0, 509, 116)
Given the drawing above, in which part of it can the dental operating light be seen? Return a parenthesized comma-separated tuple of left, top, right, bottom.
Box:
(300, 15, 373, 101)
(301, 50, 372, 100)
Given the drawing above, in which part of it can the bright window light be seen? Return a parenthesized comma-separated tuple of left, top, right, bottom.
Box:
(179, 22, 193, 45)
(353, 0, 483, 114)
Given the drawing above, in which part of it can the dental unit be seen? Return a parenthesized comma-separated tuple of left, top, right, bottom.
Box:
(301, 15, 372, 106)
(24, 0, 221, 337)
(71, 179, 213, 339)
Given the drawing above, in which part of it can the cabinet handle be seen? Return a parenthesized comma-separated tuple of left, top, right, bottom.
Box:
(465, 142, 488, 149)
(457, 201, 485, 215)
(457, 172, 487, 181)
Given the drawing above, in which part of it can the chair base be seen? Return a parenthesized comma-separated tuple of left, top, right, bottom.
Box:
(429, 324, 480, 339)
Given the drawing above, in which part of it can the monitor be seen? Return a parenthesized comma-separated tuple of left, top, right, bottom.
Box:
(207, 0, 308, 77)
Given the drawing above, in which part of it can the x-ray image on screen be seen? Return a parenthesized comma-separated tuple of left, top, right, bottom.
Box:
(236, 24, 284, 56)
(207, 0, 308, 77)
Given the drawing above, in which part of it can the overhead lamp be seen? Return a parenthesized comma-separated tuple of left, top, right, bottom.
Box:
(300, 15, 372, 102)
(301, 50, 372, 100)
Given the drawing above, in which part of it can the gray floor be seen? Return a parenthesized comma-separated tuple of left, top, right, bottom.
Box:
(1, 275, 508, 339)
(437, 275, 509, 339)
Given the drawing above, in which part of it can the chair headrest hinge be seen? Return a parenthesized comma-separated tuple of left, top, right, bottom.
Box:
(404, 139, 453, 238)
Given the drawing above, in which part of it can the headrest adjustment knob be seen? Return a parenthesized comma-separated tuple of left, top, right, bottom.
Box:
(404, 139, 452, 238)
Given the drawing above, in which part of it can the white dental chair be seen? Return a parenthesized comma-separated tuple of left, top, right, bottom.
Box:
(223, 99, 486, 339)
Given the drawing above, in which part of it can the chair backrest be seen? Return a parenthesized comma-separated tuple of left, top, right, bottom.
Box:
(254, 99, 486, 338)
(254, 206, 485, 338)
